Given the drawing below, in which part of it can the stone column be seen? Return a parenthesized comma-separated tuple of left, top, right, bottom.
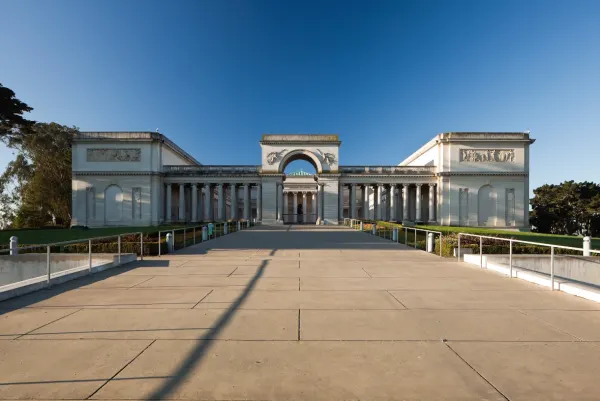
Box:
(179, 183, 185, 221)
(166, 184, 172, 222)
(311, 192, 316, 223)
(302, 192, 307, 223)
(416, 184, 422, 222)
(338, 183, 344, 220)
(319, 184, 325, 222)
(283, 191, 288, 223)
(257, 184, 262, 221)
(217, 184, 224, 221)
(429, 183, 435, 223)
(350, 184, 357, 219)
(293, 192, 298, 223)
(389, 184, 396, 221)
(402, 184, 409, 222)
(191, 184, 198, 222)
(198, 185, 204, 222)
(279, 183, 284, 221)
(243, 184, 250, 220)
(231, 184, 237, 220)
(376, 184, 383, 220)
(363, 185, 369, 219)
(204, 184, 212, 221)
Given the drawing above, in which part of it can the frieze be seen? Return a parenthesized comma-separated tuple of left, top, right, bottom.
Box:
(87, 148, 141, 162)
(460, 149, 515, 163)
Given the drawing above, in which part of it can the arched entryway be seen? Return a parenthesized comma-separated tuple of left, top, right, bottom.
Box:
(280, 152, 320, 224)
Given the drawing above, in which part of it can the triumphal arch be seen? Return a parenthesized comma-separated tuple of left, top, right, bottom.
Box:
(71, 132, 535, 228)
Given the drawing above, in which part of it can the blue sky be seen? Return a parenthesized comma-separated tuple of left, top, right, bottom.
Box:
(1, 0, 599, 190)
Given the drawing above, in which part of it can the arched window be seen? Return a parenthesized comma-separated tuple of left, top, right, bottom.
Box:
(105, 185, 123, 222)
(478, 185, 497, 226)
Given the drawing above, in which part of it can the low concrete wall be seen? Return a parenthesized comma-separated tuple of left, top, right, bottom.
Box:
(465, 254, 600, 287)
(0, 253, 137, 302)
(463, 253, 600, 303)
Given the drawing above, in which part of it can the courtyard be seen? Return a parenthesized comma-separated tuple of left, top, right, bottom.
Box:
(1, 225, 600, 400)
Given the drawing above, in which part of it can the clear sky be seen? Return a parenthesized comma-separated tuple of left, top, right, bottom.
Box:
(1, 0, 599, 190)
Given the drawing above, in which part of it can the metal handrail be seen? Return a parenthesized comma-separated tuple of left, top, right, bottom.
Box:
(457, 232, 600, 291)
(0, 231, 143, 254)
(344, 218, 444, 258)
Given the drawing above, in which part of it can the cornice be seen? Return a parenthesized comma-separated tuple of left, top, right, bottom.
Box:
(73, 171, 163, 176)
(437, 172, 529, 177)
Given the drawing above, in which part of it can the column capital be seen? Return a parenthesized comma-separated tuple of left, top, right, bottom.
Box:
(428, 182, 436, 187)
(416, 183, 423, 187)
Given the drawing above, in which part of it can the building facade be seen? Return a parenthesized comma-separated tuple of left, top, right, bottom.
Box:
(71, 132, 535, 228)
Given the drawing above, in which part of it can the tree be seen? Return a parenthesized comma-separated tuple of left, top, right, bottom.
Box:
(530, 181, 600, 236)
(0, 82, 35, 145)
(0, 123, 75, 228)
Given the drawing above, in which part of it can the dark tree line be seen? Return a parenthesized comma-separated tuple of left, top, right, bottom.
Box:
(530, 181, 600, 236)
(0, 82, 75, 228)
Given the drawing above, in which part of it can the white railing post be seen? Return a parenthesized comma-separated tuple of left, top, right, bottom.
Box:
(46, 245, 51, 287)
(583, 236, 591, 256)
(118, 235, 121, 264)
(9, 236, 18, 256)
(550, 246, 555, 291)
(224, 222, 229, 235)
(479, 236, 483, 268)
(88, 239, 92, 272)
(509, 239, 513, 278)
(166, 232, 174, 253)
(372, 223, 376, 235)
(140, 232, 144, 261)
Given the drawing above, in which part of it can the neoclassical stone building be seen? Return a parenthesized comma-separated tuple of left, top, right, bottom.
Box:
(71, 132, 535, 228)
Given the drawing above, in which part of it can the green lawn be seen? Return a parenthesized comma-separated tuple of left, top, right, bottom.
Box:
(0, 225, 190, 245)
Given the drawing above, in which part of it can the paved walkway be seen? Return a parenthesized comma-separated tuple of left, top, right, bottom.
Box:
(1, 225, 600, 400)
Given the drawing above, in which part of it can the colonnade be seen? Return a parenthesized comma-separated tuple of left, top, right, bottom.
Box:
(282, 190, 318, 223)
(165, 182, 261, 222)
(340, 183, 437, 223)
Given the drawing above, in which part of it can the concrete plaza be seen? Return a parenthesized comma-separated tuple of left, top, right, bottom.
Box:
(1, 225, 600, 400)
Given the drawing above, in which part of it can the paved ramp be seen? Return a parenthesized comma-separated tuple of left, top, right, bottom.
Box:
(1, 225, 600, 400)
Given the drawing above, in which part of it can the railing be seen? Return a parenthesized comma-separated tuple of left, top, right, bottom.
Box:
(339, 166, 436, 175)
(164, 165, 260, 174)
(0, 220, 256, 299)
(0, 232, 144, 293)
(457, 233, 600, 291)
(157, 220, 255, 256)
(342, 218, 443, 257)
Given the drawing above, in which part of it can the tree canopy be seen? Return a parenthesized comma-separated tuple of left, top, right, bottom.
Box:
(530, 181, 600, 236)
(0, 123, 75, 228)
(0, 82, 35, 145)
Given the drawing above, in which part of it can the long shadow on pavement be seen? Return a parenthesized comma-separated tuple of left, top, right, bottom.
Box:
(144, 259, 268, 400)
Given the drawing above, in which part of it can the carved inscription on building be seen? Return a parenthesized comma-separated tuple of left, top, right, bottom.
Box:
(87, 148, 141, 162)
(460, 149, 515, 163)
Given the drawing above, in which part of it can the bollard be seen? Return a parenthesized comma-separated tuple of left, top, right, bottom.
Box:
(9, 236, 18, 256)
(237, 221, 241, 231)
(427, 232, 434, 253)
(393, 227, 398, 242)
(359, 221, 363, 231)
(166, 233, 174, 253)
(372, 224, 376, 235)
(202, 226, 208, 241)
(583, 236, 591, 257)
(224, 223, 229, 235)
